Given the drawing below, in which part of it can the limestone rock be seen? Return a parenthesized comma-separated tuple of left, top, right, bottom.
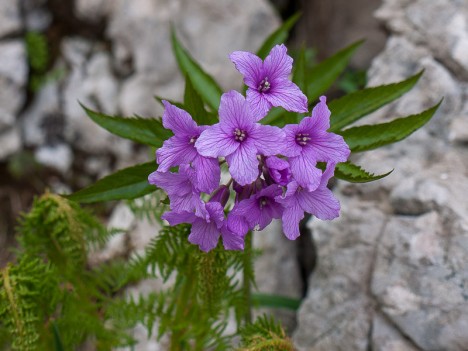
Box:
(0, 0, 21, 38)
(0, 127, 21, 160)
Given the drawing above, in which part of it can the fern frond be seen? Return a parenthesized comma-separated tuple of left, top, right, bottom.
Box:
(237, 314, 294, 351)
(0, 256, 59, 351)
(126, 190, 169, 225)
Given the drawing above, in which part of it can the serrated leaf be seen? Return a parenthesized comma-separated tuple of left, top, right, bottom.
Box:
(256, 13, 301, 59)
(81, 104, 171, 148)
(171, 28, 223, 110)
(66, 162, 157, 203)
(335, 162, 392, 183)
(252, 293, 301, 311)
(183, 76, 217, 125)
(340, 101, 441, 152)
(307, 40, 363, 102)
(329, 71, 423, 132)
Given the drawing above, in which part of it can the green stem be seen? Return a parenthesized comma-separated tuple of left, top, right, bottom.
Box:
(242, 231, 253, 324)
(169, 273, 194, 351)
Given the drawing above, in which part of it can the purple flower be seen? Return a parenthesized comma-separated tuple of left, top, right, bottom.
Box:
(229, 44, 308, 119)
(195, 90, 285, 186)
(148, 165, 205, 218)
(162, 202, 244, 252)
(282, 96, 350, 191)
(156, 101, 220, 193)
(228, 184, 283, 235)
(275, 163, 340, 240)
(264, 156, 291, 186)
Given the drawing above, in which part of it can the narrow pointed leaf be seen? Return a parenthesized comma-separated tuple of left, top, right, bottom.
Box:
(260, 107, 285, 126)
(67, 162, 157, 203)
(340, 101, 441, 152)
(335, 162, 392, 183)
(171, 29, 223, 110)
(154, 95, 184, 109)
(183, 76, 217, 125)
(256, 13, 301, 59)
(307, 40, 363, 102)
(82, 104, 171, 148)
(252, 293, 301, 311)
(329, 71, 423, 131)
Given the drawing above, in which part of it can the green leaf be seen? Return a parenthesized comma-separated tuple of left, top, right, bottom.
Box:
(154, 95, 184, 109)
(256, 13, 301, 59)
(171, 28, 223, 110)
(329, 71, 423, 131)
(307, 40, 363, 102)
(260, 107, 285, 126)
(52, 322, 65, 351)
(81, 104, 171, 148)
(252, 293, 301, 311)
(340, 101, 441, 152)
(183, 76, 217, 125)
(335, 162, 392, 183)
(67, 162, 157, 203)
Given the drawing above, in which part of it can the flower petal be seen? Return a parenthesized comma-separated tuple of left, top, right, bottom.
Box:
(195, 124, 239, 158)
(263, 44, 293, 82)
(265, 80, 308, 113)
(227, 213, 250, 236)
(281, 204, 304, 240)
(310, 96, 331, 131)
(229, 51, 263, 89)
(289, 153, 322, 191)
(156, 135, 197, 172)
(205, 202, 225, 229)
(297, 187, 340, 220)
(161, 210, 197, 226)
(218, 91, 255, 132)
(225, 143, 259, 186)
(246, 89, 271, 121)
(189, 220, 220, 252)
(162, 100, 198, 135)
(192, 155, 220, 194)
(250, 124, 285, 156)
(305, 132, 350, 163)
(221, 225, 245, 250)
(148, 170, 191, 197)
(281, 124, 303, 157)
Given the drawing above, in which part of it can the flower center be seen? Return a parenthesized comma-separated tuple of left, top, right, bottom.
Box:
(234, 128, 247, 142)
(295, 133, 311, 146)
(259, 197, 268, 209)
(189, 135, 199, 144)
(258, 77, 271, 92)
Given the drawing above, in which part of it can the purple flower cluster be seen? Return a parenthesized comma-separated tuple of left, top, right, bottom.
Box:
(149, 44, 350, 252)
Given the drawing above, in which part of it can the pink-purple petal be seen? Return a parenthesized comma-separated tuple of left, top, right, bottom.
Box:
(195, 124, 239, 158)
(281, 204, 304, 240)
(289, 153, 322, 191)
(250, 124, 285, 156)
(192, 155, 220, 194)
(218, 90, 255, 131)
(225, 143, 259, 186)
(246, 89, 271, 120)
(221, 226, 245, 250)
(297, 187, 340, 220)
(229, 51, 263, 89)
(305, 132, 350, 163)
(310, 96, 331, 131)
(189, 220, 221, 252)
(281, 124, 303, 157)
(156, 136, 198, 172)
(263, 44, 293, 82)
(161, 210, 197, 226)
(162, 100, 198, 135)
(266, 80, 308, 114)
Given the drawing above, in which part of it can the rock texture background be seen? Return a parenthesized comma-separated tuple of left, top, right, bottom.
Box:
(1, 0, 468, 350)
(294, 1, 468, 350)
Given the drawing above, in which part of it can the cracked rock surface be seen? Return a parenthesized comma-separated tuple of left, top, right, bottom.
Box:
(294, 0, 468, 350)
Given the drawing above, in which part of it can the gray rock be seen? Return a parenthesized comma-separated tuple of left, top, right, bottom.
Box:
(376, 0, 468, 78)
(0, 40, 28, 116)
(0, 108, 15, 132)
(0, 127, 21, 160)
(253, 220, 302, 332)
(22, 0, 51, 31)
(371, 314, 421, 351)
(0, 0, 21, 38)
(74, 0, 113, 22)
(34, 144, 73, 173)
(293, 200, 388, 351)
(371, 211, 468, 351)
